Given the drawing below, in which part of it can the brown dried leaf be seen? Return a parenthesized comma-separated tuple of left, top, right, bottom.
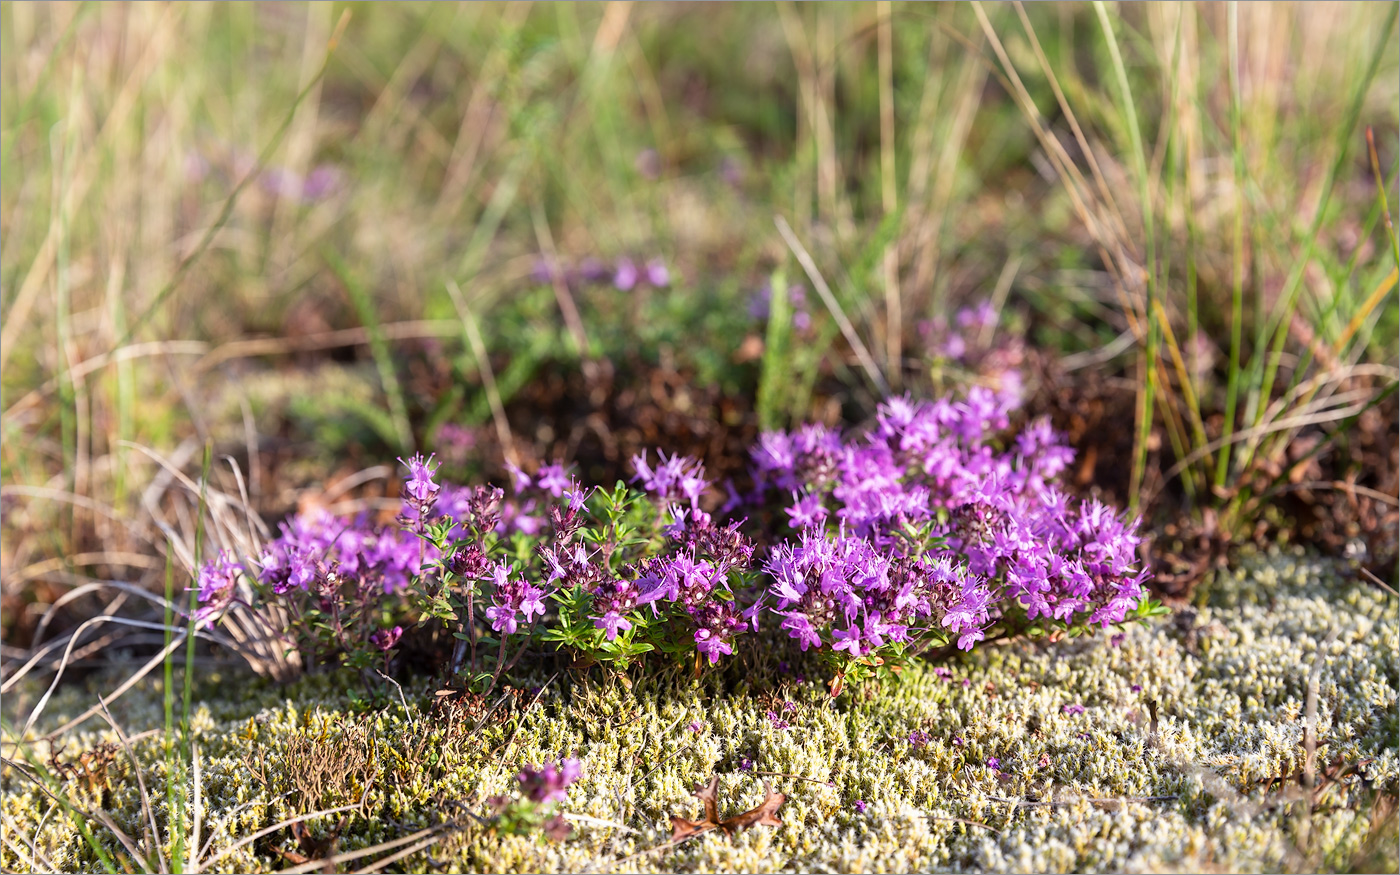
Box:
(668, 775, 785, 842)
(669, 775, 721, 841)
(719, 780, 785, 835)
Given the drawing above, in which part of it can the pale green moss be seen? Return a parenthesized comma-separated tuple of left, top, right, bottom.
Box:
(3, 547, 1395, 873)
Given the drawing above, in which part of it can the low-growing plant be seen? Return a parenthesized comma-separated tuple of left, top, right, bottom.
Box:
(747, 391, 1165, 693)
(194, 389, 1158, 696)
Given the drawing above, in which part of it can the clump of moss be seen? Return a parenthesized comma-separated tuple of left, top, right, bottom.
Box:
(2, 547, 1394, 873)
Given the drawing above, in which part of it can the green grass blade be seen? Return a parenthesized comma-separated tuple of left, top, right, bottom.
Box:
(1246, 3, 1397, 431)
(1215, 1, 1247, 491)
(324, 249, 415, 454)
(1093, 1, 1157, 510)
(757, 268, 791, 431)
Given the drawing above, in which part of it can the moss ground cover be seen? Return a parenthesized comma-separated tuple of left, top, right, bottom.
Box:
(4, 548, 1394, 873)
(2, 5, 1397, 873)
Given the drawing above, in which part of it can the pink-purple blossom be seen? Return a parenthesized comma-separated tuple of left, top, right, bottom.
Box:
(750, 393, 1148, 662)
(517, 758, 582, 804)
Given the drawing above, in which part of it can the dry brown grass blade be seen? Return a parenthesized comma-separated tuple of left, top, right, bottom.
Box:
(0, 485, 157, 547)
(274, 825, 446, 875)
(9, 552, 163, 587)
(531, 201, 598, 383)
(434, 2, 535, 223)
(0, 4, 179, 372)
(970, 1, 1145, 338)
(0, 820, 61, 874)
(94, 694, 168, 874)
(1335, 267, 1397, 355)
(193, 793, 371, 874)
(774, 215, 889, 395)
(349, 833, 447, 874)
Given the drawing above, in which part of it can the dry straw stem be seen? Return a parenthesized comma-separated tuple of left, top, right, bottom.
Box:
(774, 214, 889, 396)
(0, 3, 178, 371)
(446, 279, 517, 466)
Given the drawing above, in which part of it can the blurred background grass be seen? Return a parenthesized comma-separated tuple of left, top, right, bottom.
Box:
(2, 2, 1397, 643)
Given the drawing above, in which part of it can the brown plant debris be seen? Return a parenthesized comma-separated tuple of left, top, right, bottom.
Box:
(669, 774, 785, 842)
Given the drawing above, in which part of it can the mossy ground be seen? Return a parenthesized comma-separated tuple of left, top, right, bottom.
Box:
(3, 547, 1396, 874)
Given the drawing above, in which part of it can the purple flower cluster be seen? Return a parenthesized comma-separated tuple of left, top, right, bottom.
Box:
(750, 392, 1148, 658)
(749, 282, 814, 333)
(485, 559, 546, 635)
(531, 255, 671, 292)
(256, 507, 426, 597)
(630, 450, 709, 517)
(632, 489, 756, 663)
(200, 385, 1148, 688)
(194, 551, 243, 627)
(517, 758, 582, 804)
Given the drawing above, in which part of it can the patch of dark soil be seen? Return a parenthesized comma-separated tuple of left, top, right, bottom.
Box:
(466, 355, 766, 504)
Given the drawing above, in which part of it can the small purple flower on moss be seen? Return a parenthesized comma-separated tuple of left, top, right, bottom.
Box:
(908, 730, 930, 749)
(986, 757, 1000, 770)
(739, 756, 754, 771)
(853, 799, 867, 813)
(1062, 704, 1085, 716)
(688, 720, 704, 734)
(1131, 684, 1143, 693)
(517, 758, 582, 804)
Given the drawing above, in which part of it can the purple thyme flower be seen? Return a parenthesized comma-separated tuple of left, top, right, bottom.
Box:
(400, 454, 440, 503)
(536, 462, 572, 498)
(613, 258, 639, 291)
(370, 625, 403, 651)
(644, 258, 670, 288)
(631, 450, 709, 513)
(517, 758, 582, 804)
(484, 559, 545, 636)
(785, 491, 828, 530)
(194, 551, 243, 627)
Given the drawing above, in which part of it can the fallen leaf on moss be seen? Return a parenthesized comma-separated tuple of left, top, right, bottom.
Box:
(670, 774, 785, 841)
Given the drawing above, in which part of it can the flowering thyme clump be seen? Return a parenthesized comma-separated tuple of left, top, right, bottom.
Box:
(749, 391, 1159, 690)
(541, 460, 757, 672)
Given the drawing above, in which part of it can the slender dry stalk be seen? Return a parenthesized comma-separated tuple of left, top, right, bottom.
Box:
(774, 215, 889, 395)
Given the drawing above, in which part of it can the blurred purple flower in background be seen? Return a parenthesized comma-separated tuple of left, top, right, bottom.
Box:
(614, 258, 639, 291)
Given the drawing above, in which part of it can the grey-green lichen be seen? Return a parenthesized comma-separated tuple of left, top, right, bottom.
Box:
(2, 547, 1395, 873)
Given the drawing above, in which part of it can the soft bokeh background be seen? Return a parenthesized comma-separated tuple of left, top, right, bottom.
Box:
(3, 1, 1397, 643)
